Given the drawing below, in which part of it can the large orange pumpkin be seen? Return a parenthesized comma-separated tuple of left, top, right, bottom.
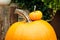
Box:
(5, 9, 57, 40)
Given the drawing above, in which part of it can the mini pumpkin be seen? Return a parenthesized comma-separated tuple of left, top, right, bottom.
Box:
(5, 9, 57, 40)
(29, 10, 43, 21)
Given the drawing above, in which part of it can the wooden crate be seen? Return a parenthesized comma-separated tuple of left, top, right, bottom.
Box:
(0, 4, 18, 40)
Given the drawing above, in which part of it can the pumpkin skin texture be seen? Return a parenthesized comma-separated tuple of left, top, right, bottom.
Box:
(5, 20, 57, 40)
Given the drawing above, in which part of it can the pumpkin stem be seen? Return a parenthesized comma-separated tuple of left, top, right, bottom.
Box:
(15, 9, 31, 22)
(34, 5, 36, 11)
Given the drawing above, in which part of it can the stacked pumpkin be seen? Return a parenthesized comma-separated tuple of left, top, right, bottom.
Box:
(5, 10, 57, 40)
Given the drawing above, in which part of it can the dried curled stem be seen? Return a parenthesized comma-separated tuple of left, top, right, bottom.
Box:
(15, 9, 31, 22)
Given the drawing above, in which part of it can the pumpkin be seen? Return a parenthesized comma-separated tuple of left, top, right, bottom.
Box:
(5, 9, 57, 40)
(29, 10, 43, 21)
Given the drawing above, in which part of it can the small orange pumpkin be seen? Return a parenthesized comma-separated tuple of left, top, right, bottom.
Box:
(5, 9, 57, 40)
(29, 10, 43, 21)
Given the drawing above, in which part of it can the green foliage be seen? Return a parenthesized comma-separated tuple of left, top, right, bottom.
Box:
(11, 0, 60, 21)
(42, 0, 60, 11)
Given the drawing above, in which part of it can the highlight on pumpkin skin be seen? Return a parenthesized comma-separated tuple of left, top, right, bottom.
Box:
(29, 10, 43, 21)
